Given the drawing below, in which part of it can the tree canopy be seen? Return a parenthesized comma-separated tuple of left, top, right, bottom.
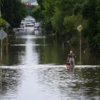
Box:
(0, 0, 3, 6)
(0, 17, 6, 29)
(31, 0, 100, 51)
(1, 0, 27, 28)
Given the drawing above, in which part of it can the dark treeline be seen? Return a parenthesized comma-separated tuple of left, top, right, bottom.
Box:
(31, 0, 100, 51)
(0, 0, 27, 30)
(1, 0, 27, 28)
(0, 0, 27, 44)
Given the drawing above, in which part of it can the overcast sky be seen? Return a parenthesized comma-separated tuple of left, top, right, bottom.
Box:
(21, 0, 36, 3)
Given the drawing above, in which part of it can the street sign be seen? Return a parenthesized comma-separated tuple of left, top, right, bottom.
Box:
(77, 25, 83, 32)
(5, 22, 10, 28)
(0, 29, 7, 40)
(0, 29, 7, 61)
(77, 25, 83, 64)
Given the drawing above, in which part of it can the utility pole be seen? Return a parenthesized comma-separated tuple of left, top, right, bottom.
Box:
(77, 25, 83, 64)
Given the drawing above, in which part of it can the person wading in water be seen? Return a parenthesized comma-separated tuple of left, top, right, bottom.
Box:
(67, 51, 76, 67)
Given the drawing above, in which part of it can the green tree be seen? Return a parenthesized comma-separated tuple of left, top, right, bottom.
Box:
(0, 0, 3, 17)
(37, 0, 44, 10)
(93, 1, 100, 47)
(41, 0, 56, 30)
(82, 0, 99, 50)
(0, 0, 3, 6)
(51, 7, 65, 34)
(51, 0, 78, 38)
(74, 3, 82, 15)
(31, 6, 43, 21)
(1, 0, 27, 28)
(0, 17, 6, 29)
(63, 15, 77, 40)
(56, 0, 75, 16)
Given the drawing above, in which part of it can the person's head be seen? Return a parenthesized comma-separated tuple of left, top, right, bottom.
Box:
(70, 51, 73, 54)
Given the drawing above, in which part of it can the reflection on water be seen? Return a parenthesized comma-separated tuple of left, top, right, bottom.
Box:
(1, 65, 100, 100)
(24, 35, 39, 65)
(38, 66, 100, 100)
(0, 28, 100, 100)
(1, 68, 22, 100)
(1, 28, 100, 65)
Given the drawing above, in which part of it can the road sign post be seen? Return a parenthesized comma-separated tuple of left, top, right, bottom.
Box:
(5, 22, 10, 43)
(77, 25, 83, 64)
(0, 29, 7, 61)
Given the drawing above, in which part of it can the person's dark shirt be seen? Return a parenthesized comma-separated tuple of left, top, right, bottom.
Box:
(68, 54, 76, 58)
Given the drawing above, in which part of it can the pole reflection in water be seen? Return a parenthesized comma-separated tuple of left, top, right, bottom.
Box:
(0, 68, 2, 100)
(0, 44, 2, 100)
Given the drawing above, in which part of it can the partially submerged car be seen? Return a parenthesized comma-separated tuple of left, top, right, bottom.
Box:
(26, 22, 34, 27)
(34, 23, 41, 29)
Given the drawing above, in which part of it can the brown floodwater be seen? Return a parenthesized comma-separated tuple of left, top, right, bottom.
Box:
(0, 28, 100, 100)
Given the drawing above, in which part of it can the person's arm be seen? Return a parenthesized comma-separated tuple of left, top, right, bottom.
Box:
(74, 54, 76, 58)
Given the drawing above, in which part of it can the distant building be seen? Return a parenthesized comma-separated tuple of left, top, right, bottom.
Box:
(24, 2, 38, 15)
(24, 2, 36, 15)
(25, 2, 31, 5)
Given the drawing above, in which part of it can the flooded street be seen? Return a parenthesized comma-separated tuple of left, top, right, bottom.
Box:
(0, 28, 100, 100)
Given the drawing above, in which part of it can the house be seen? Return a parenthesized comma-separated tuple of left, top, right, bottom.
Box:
(25, 2, 31, 5)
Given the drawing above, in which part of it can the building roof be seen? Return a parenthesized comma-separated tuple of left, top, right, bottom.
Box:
(25, 2, 31, 5)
